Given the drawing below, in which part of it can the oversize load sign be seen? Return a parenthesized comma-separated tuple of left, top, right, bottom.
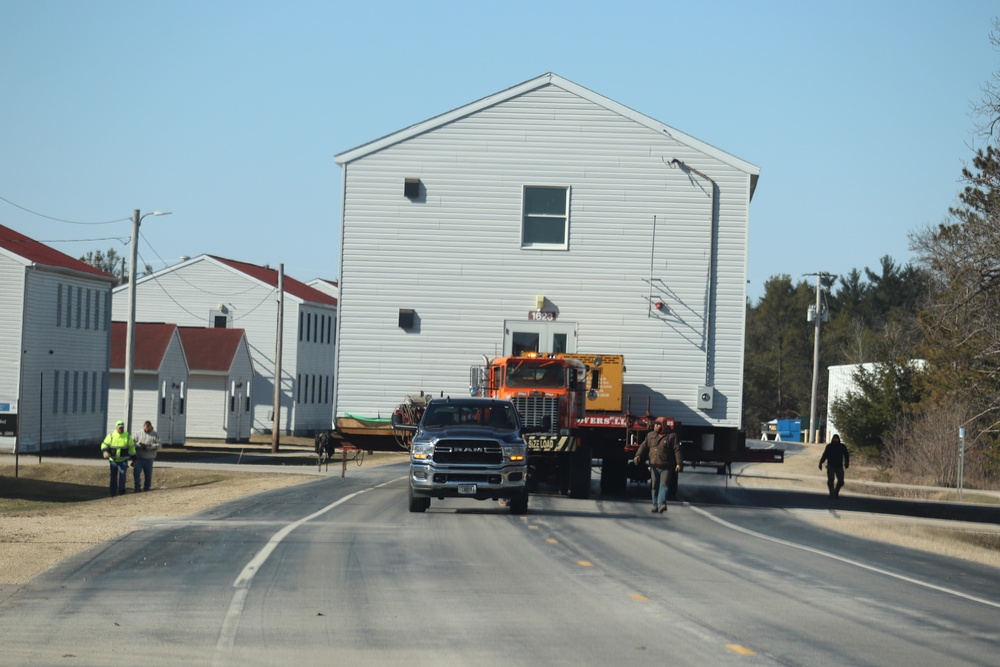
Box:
(0, 413, 17, 437)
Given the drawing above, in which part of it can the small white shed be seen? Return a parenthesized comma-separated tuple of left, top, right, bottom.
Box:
(108, 322, 189, 445)
(178, 327, 255, 442)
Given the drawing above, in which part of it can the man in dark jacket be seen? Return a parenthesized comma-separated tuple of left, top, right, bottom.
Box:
(633, 417, 682, 513)
(819, 434, 850, 498)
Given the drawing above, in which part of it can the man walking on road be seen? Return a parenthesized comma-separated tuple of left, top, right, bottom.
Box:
(819, 434, 850, 498)
(101, 420, 136, 497)
(634, 417, 682, 513)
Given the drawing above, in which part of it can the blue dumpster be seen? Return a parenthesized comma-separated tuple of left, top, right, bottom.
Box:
(776, 419, 802, 442)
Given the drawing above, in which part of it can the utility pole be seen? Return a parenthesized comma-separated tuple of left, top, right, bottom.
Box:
(271, 264, 284, 453)
(807, 271, 833, 444)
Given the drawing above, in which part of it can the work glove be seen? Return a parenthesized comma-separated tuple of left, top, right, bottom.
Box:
(102, 450, 109, 460)
(818, 463, 823, 470)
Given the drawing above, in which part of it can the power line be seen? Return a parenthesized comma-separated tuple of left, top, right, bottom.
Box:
(0, 194, 128, 225)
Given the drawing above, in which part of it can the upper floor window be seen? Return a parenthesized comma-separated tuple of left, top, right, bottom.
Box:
(521, 186, 569, 248)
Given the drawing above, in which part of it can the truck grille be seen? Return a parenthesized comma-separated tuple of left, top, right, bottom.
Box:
(510, 397, 559, 433)
(433, 440, 503, 465)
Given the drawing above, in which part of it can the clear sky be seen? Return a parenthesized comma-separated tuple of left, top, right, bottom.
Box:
(1, 1, 996, 303)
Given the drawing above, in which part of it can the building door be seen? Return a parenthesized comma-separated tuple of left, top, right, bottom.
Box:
(503, 320, 577, 356)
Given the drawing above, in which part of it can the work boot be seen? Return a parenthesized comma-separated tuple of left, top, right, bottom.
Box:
(649, 507, 658, 513)
(658, 504, 668, 513)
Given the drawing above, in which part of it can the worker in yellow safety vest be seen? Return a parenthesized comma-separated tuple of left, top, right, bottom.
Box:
(101, 420, 137, 497)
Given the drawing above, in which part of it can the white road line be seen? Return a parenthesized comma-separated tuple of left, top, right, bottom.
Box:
(689, 504, 1000, 609)
(213, 477, 404, 663)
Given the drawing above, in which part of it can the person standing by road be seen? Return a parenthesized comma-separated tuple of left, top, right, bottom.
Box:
(133, 420, 161, 492)
(101, 420, 136, 497)
(633, 417, 683, 513)
(819, 433, 850, 498)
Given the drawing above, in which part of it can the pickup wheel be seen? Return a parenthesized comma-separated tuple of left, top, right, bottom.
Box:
(508, 490, 528, 515)
(408, 488, 430, 513)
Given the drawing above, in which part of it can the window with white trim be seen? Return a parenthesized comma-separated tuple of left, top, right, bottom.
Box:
(521, 185, 569, 248)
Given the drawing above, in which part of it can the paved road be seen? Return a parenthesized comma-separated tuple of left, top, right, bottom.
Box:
(1, 463, 998, 666)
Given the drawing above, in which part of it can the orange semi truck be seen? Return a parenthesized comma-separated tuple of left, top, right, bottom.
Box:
(469, 353, 783, 499)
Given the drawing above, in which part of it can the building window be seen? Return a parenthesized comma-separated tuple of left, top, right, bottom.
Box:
(298, 313, 304, 342)
(91, 372, 98, 413)
(53, 371, 60, 414)
(56, 285, 62, 327)
(76, 286, 82, 328)
(521, 186, 569, 248)
(84, 289, 91, 329)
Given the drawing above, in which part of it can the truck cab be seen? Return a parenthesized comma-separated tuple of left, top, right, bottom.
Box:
(408, 397, 529, 514)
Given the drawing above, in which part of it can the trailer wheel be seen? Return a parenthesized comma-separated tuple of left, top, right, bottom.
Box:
(569, 445, 592, 499)
(600, 457, 628, 496)
(408, 487, 430, 513)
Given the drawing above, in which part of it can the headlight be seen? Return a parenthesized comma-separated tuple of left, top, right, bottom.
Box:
(503, 446, 526, 462)
(411, 442, 433, 461)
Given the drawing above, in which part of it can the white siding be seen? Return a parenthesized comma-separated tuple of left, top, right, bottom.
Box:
(155, 332, 189, 445)
(335, 83, 752, 428)
(0, 255, 25, 453)
(17, 269, 112, 451)
(111, 257, 336, 435)
(185, 374, 229, 439)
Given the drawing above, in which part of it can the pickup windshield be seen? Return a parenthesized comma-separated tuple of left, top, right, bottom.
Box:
(423, 403, 518, 430)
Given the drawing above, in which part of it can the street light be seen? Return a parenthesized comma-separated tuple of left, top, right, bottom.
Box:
(124, 208, 171, 433)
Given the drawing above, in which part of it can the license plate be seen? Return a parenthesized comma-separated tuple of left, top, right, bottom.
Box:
(457, 484, 477, 495)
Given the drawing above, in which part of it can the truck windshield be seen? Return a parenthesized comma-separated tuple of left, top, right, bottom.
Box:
(423, 404, 518, 430)
(505, 361, 565, 388)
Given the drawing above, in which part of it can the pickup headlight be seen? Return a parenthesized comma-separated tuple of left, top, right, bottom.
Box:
(411, 442, 434, 461)
(503, 446, 526, 462)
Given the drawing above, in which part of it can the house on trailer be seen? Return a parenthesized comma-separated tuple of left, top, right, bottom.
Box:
(111, 255, 336, 435)
(0, 223, 117, 453)
(178, 327, 254, 442)
(108, 322, 188, 445)
(333, 72, 759, 430)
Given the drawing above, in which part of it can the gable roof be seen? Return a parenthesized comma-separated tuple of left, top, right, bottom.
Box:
(208, 256, 338, 306)
(0, 223, 117, 281)
(110, 322, 180, 371)
(334, 72, 760, 197)
(178, 326, 248, 373)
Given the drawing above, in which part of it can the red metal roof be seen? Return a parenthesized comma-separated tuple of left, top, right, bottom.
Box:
(0, 223, 116, 279)
(178, 327, 246, 372)
(209, 255, 337, 306)
(110, 322, 178, 371)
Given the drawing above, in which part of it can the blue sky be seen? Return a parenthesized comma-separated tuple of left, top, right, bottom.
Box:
(1, 1, 996, 303)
